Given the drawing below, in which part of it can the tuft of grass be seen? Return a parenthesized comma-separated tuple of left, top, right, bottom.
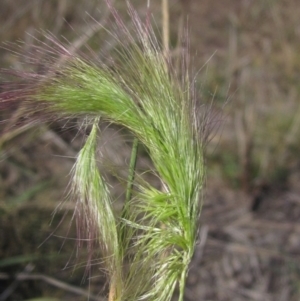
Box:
(1, 2, 206, 301)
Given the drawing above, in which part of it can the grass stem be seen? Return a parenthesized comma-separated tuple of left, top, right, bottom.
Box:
(125, 137, 139, 205)
(162, 0, 170, 59)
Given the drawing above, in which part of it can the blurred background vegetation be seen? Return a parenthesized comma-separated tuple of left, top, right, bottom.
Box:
(1, 0, 300, 300)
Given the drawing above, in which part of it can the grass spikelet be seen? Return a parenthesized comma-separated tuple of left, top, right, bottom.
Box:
(71, 118, 121, 292)
(1, 2, 206, 300)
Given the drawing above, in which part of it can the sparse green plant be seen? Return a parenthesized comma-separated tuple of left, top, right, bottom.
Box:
(1, 2, 206, 301)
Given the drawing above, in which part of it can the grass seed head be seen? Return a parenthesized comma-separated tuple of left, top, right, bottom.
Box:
(0, 2, 206, 300)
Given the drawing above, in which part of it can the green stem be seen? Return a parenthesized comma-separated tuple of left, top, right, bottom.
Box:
(119, 137, 138, 251)
(125, 137, 139, 205)
(178, 266, 187, 301)
(112, 137, 139, 300)
(120, 136, 139, 224)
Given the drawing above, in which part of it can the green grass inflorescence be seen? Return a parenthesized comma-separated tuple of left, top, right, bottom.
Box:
(1, 4, 206, 301)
